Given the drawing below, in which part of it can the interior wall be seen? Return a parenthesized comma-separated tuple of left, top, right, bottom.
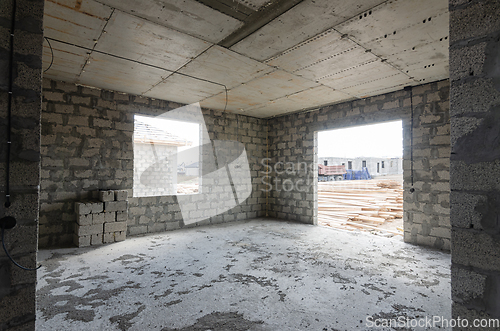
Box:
(267, 80, 451, 250)
(449, 0, 500, 322)
(39, 79, 267, 248)
(0, 0, 44, 330)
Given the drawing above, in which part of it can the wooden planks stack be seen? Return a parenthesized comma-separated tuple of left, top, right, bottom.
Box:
(176, 183, 199, 194)
(318, 176, 404, 236)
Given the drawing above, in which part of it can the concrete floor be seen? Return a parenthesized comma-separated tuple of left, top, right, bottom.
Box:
(36, 219, 451, 331)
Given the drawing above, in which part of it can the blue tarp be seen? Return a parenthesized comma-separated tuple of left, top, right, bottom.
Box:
(343, 167, 372, 180)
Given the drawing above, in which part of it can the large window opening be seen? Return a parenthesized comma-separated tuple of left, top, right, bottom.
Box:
(133, 115, 200, 197)
(317, 120, 403, 239)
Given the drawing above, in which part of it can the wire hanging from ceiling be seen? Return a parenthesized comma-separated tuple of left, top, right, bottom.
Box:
(43, 37, 54, 73)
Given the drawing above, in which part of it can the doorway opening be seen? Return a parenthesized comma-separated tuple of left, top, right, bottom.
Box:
(317, 120, 403, 239)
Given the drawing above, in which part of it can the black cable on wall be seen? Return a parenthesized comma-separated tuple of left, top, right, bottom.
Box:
(1, 0, 41, 271)
(5, 0, 16, 209)
(404, 85, 415, 193)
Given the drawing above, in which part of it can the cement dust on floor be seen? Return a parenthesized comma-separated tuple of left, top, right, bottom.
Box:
(36, 219, 451, 331)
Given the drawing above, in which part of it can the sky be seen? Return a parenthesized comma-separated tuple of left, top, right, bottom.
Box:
(318, 120, 403, 158)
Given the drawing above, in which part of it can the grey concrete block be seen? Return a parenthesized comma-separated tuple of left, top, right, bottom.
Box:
(67, 115, 90, 127)
(73, 235, 90, 247)
(450, 161, 500, 192)
(166, 221, 180, 231)
(104, 212, 116, 223)
(71, 96, 91, 105)
(452, 229, 500, 272)
(430, 227, 451, 239)
(92, 213, 105, 225)
(115, 190, 128, 201)
(450, 191, 486, 230)
(89, 202, 104, 214)
(93, 118, 112, 127)
(75, 202, 91, 215)
(451, 302, 498, 330)
(104, 221, 127, 233)
(74, 201, 103, 216)
(116, 211, 128, 222)
(451, 265, 487, 303)
(449, 1, 500, 43)
(103, 232, 115, 244)
(74, 223, 103, 236)
(77, 214, 92, 226)
(115, 231, 126, 242)
(91, 233, 103, 245)
(138, 215, 149, 224)
(148, 223, 166, 233)
(104, 201, 128, 212)
(450, 79, 500, 116)
(99, 190, 115, 202)
(54, 104, 75, 114)
(128, 226, 148, 236)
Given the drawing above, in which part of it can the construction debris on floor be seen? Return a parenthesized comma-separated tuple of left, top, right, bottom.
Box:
(318, 175, 404, 237)
(36, 219, 451, 331)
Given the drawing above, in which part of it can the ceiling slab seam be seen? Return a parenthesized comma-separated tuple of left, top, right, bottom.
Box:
(45, 38, 228, 96)
(76, 8, 115, 83)
(91, 0, 237, 44)
(255, 0, 392, 63)
(140, 45, 218, 96)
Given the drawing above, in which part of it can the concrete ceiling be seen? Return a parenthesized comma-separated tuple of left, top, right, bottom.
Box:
(42, 0, 449, 118)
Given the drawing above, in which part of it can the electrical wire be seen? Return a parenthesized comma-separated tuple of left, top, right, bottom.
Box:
(44, 37, 229, 111)
(2, 0, 42, 271)
(223, 87, 228, 112)
(1, 226, 41, 271)
(5, 0, 16, 209)
(409, 86, 415, 192)
(43, 37, 54, 73)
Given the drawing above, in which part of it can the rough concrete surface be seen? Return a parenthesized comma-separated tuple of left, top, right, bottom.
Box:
(36, 219, 451, 330)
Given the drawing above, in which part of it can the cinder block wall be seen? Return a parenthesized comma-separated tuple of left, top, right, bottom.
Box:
(268, 80, 451, 250)
(40, 79, 267, 248)
(449, 0, 500, 323)
(0, 0, 44, 330)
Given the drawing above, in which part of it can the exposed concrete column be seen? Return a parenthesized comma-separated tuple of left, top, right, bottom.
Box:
(0, 0, 44, 330)
(449, 0, 500, 323)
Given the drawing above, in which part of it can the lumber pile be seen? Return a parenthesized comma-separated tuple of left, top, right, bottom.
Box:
(318, 177, 404, 236)
(176, 183, 199, 194)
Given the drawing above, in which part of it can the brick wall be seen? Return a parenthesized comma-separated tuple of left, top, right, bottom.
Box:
(268, 80, 451, 250)
(449, 0, 500, 324)
(0, 1, 44, 330)
(40, 80, 133, 247)
(40, 79, 267, 247)
(404, 83, 451, 249)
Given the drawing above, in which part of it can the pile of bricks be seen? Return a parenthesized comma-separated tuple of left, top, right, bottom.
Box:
(73, 190, 129, 247)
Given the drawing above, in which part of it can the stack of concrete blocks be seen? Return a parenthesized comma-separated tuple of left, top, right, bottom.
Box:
(73, 190, 129, 247)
